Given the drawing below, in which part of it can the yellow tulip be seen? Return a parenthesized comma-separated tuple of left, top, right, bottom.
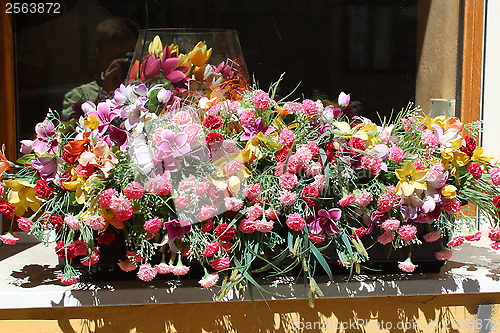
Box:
(395, 161, 428, 196)
(3, 179, 43, 216)
(441, 185, 457, 199)
(188, 41, 212, 67)
(148, 35, 163, 57)
(472, 146, 494, 165)
(245, 132, 283, 161)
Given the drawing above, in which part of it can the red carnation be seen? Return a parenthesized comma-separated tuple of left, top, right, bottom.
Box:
(49, 214, 64, 229)
(493, 195, 500, 208)
(466, 162, 483, 179)
(308, 233, 326, 243)
(275, 148, 291, 163)
(202, 115, 223, 129)
(215, 223, 236, 241)
(210, 257, 231, 271)
(460, 136, 477, 157)
(239, 219, 257, 234)
(202, 241, 220, 257)
(0, 202, 15, 218)
(301, 185, 320, 206)
(351, 226, 367, 239)
(348, 137, 367, 150)
(201, 219, 215, 233)
(96, 233, 116, 245)
(35, 179, 54, 199)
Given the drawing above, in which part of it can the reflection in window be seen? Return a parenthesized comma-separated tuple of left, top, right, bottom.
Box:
(14, 0, 417, 142)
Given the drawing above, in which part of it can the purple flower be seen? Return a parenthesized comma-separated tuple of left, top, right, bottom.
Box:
(23, 120, 59, 155)
(309, 209, 341, 236)
(161, 58, 186, 83)
(240, 118, 275, 141)
(104, 125, 130, 151)
(157, 129, 190, 157)
(322, 106, 341, 122)
(142, 55, 161, 81)
(164, 218, 192, 240)
(32, 156, 61, 182)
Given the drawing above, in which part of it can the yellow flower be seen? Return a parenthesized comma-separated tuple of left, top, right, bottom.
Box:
(245, 132, 283, 161)
(62, 170, 100, 204)
(211, 151, 252, 195)
(188, 41, 212, 67)
(3, 180, 43, 216)
(395, 161, 428, 196)
(84, 114, 100, 130)
(471, 146, 494, 165)
(441, 139, 470, 176)
(441, 185, 457, 199)
(331, 122, 378, 147)
(148, 35, 163, 57)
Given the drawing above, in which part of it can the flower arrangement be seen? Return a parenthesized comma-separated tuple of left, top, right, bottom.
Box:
(2, 34, 500, 301)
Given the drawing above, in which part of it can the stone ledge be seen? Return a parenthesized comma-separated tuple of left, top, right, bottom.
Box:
(1, 232, 499, 309)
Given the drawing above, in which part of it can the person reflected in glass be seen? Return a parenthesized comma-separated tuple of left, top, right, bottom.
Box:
(62, 17, 139, 117)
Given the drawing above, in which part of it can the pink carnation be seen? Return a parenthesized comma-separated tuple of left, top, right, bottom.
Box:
(388, 145, 405, 163)
(110, 195, 134, 221)
(137, 264, 157, 282)
(0, 233, 20, 245)
(354, 191, 373, 206)
(174, 196, 191, 209)
(360, 155, 382, 175)
(279, 172, 298, 190)
(397, 224, 418, 241)
(286, 155, 301, 173)
(145, 175, 172, 196)
(239, 109, 257, 125)
(253, 90, 271, 110)
(398, 259, 417, 272)
(172, 111, 192, 125)
(311, 174, 326, 192)
(264, 207, 279, 219)
(422, 130, 440, 148)
(255, 219, 274, 232)
(98, 188, 118, 209)
(279, 191, 297, 206)
(278, 128, 295, 148)
(17, 217, 34, 232)
(155, 263, 175, 274)
(59, 275, 79, 285)
(198, 273, 219, 288)
(143, 217, 163, 234)
(245, 203, 263, 220)
(225, 159, 244, 175)
(435, 249, 453, 261)
(423, 230, 441, 243)
(185, 123, 202, 142)
(295, 146, 313, 166)
(304, 162, 323, 176)
(338, 193, 356, 207)
(490, 168, 500, 185)
(196, 181, 211, 195)
(124, 181, 145, 200)
(243, 183, 261, 200)
(239, 219, 258, 233)
(302, 99, 323, 117)
(64, 214, 82, 230)
(286, 213, 306, 231)
(377, 231, 395, 245)
(197, 205, 218, 221)
(85, 215, 107, 230)
(382, 219, 400, 232)
(224, 197, 244, 212)
(178, 176, 197, 191)
(172, 265, 190, 276)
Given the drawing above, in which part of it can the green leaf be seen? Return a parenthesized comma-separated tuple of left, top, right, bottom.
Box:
(310, 243, 333, 280)
(16, 154, 35, 165)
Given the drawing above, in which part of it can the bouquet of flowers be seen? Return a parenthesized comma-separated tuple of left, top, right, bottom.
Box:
(2, 35, 500, 301)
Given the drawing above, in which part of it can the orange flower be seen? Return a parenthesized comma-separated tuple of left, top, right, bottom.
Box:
(444, 117, 464, 133)
(0, 144, 11, 178)
(78, 141, 118, 178)
(63, 132, 92, 156)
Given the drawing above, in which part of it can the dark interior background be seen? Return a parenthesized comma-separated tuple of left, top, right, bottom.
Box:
(14, 0, 417, 140)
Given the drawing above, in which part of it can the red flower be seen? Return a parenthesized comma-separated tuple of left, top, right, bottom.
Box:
(35, 179, 54, 199)
(62, 150, 79, 164)
(239, 219, 257, 234)
(301, 185, 320, 206)
(351, 227, 367, 239)
(96, 233, 116, 245)
(202, 241, 220, 257)
(210, 257, 231, 271)
(202, 115, 223, 129)
(49, 214, 64, 229)
(201, 219, 215, 233)
(308, 233, 326, 243)
(466, 162, 483, 179)
(460, 136, 477, 157)
(0, 202, 15, 218)
(493, 195, 500, 208)
(348, 137, 367, 150)
(215, 223, 236, 241)
(275, 148, 291, 163)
